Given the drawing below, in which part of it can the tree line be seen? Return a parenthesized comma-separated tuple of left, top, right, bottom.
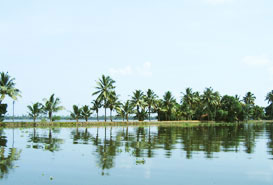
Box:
(1, 72, 273, 122)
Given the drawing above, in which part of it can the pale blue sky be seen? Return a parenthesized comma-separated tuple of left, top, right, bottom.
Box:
(1, 0, 273, 115)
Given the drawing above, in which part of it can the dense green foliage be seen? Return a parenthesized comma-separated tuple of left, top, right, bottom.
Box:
(1, 72, 273, 123)
(0, 72, 21, 122)
(90, 76, 269, 122)
(43, 94, 65, 122)
(27, 102, 44, 122)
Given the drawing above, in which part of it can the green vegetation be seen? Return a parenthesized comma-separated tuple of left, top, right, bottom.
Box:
(0, 72, 21, 121)
(1, 72, 273, 123)
(43, 94, 65, 122)
(27, 102, 44, 123)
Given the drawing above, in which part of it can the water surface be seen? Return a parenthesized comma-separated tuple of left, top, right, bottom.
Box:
(1, 123, 273, 185)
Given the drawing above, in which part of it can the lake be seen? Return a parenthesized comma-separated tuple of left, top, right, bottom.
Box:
(1, 123, 273, 185)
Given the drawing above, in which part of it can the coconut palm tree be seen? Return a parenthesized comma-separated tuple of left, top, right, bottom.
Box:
(162, 91, 176, 121)
(243, 92, 256, 121)
(91, 99, 102, 122)
(81, 105, 92, 122)
(181, 88, 200, 120)
(70, 105, 82, 122)
(119, 100, 134, 122)
(265, 90, 273, 118)
(107, 91, 120, 122)
(92, 75, 116, 122)
(131, 90, 146, 121)
(243, 92, 256, 105)
(0, 72, 21, 121)
(145, 89, 158, 121)
(0, 72, 21, 103)
(153, 99, 166, 121)
(201, 87, 221, 121)
(27, 102, 44, 123)
(43, 94, 64, 122)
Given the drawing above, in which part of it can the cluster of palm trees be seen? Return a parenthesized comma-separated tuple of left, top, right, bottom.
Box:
(83, 75, 272, 122)
(2, 71, 273, 123)
(27, 94, 64, 122)
(23, 75, 273, 122)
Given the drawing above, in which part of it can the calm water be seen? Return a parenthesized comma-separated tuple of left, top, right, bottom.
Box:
(1, 123, 273, 185)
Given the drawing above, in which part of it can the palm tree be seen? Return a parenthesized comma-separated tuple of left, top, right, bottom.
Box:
(145, 89, 158, 121)
(92, 75, 116, 122)
(131, 90, 145, 121)
(243, 92, 256, 121)
(91, 99, 102, 122)
(70, 105, 82, 122)
(27, 102, 44, 123)
(43, 94, 64, 122)
(0, 72, 21, 121)
(265, 90, 273, 118)
(266, 90, 273, 104)
(116, 107, 126, 121)
(107, 91, 120, 122)
(153, 99, 166, 121)
(181, 88, 199, 120)
(201, 87, 220, 121)
(163, 91, 176, 121)
(243, 92, 256, 105)
(118, 100, 134, 122)
(0, 72, 21, 103)
(81, 105, 92, 122)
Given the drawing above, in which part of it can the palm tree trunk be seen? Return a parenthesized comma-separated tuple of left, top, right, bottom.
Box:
(110, 109, 112, 122)
(96, 110, 99, 122)
(104, 99, 107, 122)
(104, 107, 107, 122)
(137, 105, 140, 121)
(149, 106, 151, 121)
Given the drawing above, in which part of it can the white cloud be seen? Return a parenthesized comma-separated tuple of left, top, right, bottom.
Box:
(109, 66, 133, 76)
(109, 62, 152, 77)
(205, 0, 233, 5)
(242, 55, 270, 67)
(137, 62, 152, 76)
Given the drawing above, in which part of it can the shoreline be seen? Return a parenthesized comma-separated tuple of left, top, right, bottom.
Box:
(0, 120, 272, 128)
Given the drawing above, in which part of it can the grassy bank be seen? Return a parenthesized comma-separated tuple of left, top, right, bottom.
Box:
(0, 120, 272, 128)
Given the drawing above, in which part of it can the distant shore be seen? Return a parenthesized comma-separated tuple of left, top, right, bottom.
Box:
(0, 120, 272, 128)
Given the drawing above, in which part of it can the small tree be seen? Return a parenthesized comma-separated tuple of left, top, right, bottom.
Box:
(27, 102, 44, 123)
(43, 94, 64, 122)
(70, 105, 82, 122)
(81, 105, 92, 122)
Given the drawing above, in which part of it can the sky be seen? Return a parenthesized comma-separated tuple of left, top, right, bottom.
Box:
(1, 0, 273, 116)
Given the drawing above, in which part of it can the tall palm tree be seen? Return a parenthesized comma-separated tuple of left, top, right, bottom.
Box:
(27, 102, 44, 123)
(201, 87, 220, 121)
(265, 90, 273, 117)
(119, 100, 134, 122)
(163, 91, 176, 121)
(266, 90, 273, 104)
(181, 88, 199, 120)
(0, 72, 21, 121)
(91, 99, 102, 122)
(145, 89, 158, 121)
(43, 94, 64, 122)
(92, 75, 116, 122)
(131, 90, 146, 121)
(0, 72, 21, 103)
(243, 92, 256, 105)
(81, 105, 92, 122)
(243, 92, 256, 121)
(70, 105, 82, 122)
(107, 91, 120, 122)
(153, 99, 166, 121)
